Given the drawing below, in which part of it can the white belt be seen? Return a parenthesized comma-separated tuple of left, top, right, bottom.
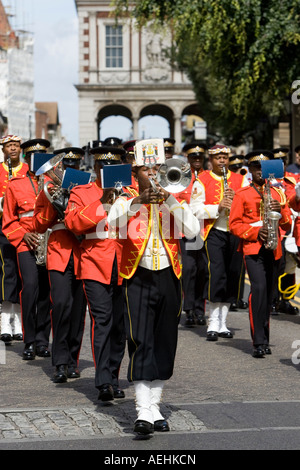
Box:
(250, 221, 263, 227)
(52, 223, 66, 232)
(19, 211, 34, 219)
(85, 231, 109, 240)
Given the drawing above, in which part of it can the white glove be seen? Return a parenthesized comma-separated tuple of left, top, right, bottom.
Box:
(295, 182, 300, 198)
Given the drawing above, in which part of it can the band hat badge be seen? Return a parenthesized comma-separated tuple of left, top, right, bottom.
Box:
(0, 135, 22, 145)
(229, 155, 244, 165)
(134, 138, 166, 166)
(184, 146, 207, 156)
(246, 150, 274, 164)
(21, 139, 50, 155)
(272, 148, 289, 159)
(54, 147, 85, 160)
(90, 146, 125, 161)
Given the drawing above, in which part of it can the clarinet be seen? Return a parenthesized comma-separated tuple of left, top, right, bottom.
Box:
(7, 157, 13, 180)
(221, 166, 229, 216)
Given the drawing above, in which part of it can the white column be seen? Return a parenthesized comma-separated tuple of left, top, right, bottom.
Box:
(132, 115, 139, 139)
(174, 115, 182, 154)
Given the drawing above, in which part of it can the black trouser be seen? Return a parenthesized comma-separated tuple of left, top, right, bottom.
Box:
(204, 228, 242, 303)
(83, 259, 125, 390)
(123, 266, 182, 383)
(180, 237, 206, 315)
(0, 220, 21, 303)
(245, 246, 280, 347)
(17, 251, 51, 346)
(49, 254, 86, 367)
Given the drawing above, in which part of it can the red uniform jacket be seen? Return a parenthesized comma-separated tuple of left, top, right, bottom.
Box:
(32, 190, 82, 276)
(197, 170, 246, 240)
(0, 161, 29, 199)
(64, 181, 125, 285)
(2, 173, 42, 254)
(175, 169, 203, 204)
(229, 184, 292, 260)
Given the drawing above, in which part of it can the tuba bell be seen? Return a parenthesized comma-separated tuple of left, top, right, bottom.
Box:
(36, 153, 66, 220)
(154, 157, 192, 193)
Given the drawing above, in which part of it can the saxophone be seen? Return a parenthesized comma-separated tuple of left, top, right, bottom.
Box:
(263, 177, 282, 250)
(35, 174, 50, 266)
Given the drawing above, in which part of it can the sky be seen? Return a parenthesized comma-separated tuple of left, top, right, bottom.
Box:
(3, 0, 169, 147)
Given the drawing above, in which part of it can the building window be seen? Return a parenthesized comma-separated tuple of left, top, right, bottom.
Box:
(105, 25, 123, 68)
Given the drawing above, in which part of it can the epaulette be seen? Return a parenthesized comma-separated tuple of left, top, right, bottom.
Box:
(272, 186, 287, 205)
(284, 175, 297, 185)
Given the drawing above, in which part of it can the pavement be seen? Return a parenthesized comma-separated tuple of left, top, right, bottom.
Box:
(1, 280, 300, 453)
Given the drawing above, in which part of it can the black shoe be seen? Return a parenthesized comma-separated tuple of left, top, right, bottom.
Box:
(98, 383, 114, 402)
(36, 345, 51, 358)
(280, 301, 299, 315)
(1, 334, 12, 344)
(219, 330, 233, 338)
(195, 314, 206, 326)
(263, 345, 272, 355)
(113, 388, 125, 399)
(22, 343, 36, 360)
(53, 365, 68, 383)
(237, 300, 248, 309)
(67, 366, 80, 378)
(206, 331, 218, 341)
(154, 419, 170, 432)
(184, 310, 195, 327)
(252, 346, 265, 358)
(13, 334, 23, 341)
(271, 304, 280, 315)
(134, 420, 154, 435)
(229, 302, 238, 312)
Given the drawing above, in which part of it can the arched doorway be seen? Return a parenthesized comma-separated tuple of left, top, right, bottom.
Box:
(140, 104, 174, 139)
(97, 104, 132, 141)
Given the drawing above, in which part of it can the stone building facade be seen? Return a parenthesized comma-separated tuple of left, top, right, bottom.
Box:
(75, 0, 200, 153)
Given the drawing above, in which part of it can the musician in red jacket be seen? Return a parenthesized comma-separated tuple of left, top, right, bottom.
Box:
(229, 151, 292, 358)
(190, 144, 248, 341)
(107, 158, 200, 435)
(33, 148, 87, 383)
(178, 142, 207, 327)
(64, 145, 127, 402)
(0, 135, 28, 345)
(2, 139, 52, 360)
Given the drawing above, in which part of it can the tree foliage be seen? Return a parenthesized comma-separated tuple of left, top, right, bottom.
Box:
(112, 0, 300, 146)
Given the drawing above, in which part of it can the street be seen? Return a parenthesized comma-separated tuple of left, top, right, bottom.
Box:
(1, 284, 300, 453)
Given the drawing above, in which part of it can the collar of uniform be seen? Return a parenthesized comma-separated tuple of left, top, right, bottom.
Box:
(209, 169, 231, 181)
(2, 161, 23, 174)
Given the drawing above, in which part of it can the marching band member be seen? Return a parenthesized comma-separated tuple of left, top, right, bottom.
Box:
(271, 148, 299, 315)
(229, 151, 292, 358)
(32, 148, 87, 383)
(0, 135, 28, 344)
(2, 139, 52, 360)
(64, 145, 127, 402)
(190, 144, 248, 341)
(107, 154, 200, 435)
(177, 142, 207, 327)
